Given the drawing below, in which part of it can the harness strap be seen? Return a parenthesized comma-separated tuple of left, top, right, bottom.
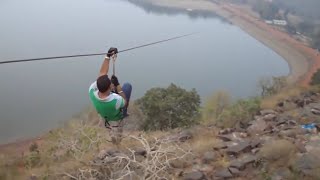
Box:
(104, 108, 125, 129)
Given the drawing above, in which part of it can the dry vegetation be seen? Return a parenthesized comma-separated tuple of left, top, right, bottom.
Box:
(2, 78, 320, 179)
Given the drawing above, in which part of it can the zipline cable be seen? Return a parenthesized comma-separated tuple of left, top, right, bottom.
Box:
(0, 33, 197, 65)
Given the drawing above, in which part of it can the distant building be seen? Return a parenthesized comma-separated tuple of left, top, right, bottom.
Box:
(265, 20, 273, 24)
(273, 20, 287, 26)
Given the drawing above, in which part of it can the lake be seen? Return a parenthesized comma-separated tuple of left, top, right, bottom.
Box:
(0, 0, 289, 143)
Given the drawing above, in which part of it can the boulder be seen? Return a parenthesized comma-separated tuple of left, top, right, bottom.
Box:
(217, 135, 233, 142)
(229, 155, 257, 170)
(183, 171, 206, 180)
(97, 149, 120, 159)
(29, 175, 37, 180)
(263, 113, 277, 121)
(251, 148, 260, 154)
(271, 168, 292, 180)
(214, 168, 233, 179)
(295, 152, 320, 177)
(202, 151, 217, 163)
(295, 141, 307, 153)
(247, 119, 268, 135)
(226, 141, 251, 155)
(133, 148, 147, 157)
(311, 108, 320, 115)
(168, 130, 194, 142)
(213, 142, 228, 150)
(170, 159, 188, 168)
(250, 138, 262, 148)
(279, 128, 307, 138)
(260, 109, 276, 116)
(178, 130, 193, 142)
(228, 167, 240, 175)
(217, 132, 245, 142)
(219, 128, 234, 135)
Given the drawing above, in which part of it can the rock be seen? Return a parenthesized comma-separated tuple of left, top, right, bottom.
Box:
(217, 135, 233, 142)
(178, 130, 193, 142)
(310, 103, 320, 110)
(202, 151, 217, 163)
(288, 119, 298, 126)
(229, 160, 243, 170)
(183, 171, 205, 180)
(228, 167, 240, 175)
(311, 108, 320, 115)
(279, 128, 305, 138)
(247, 119, 268, 135)
(251, 148, 260, 154)
(250, 138, 262, 148)
(260, 109, 276, 116)
(263, 113, 277, 121)
(219, 128, 234, 135)
(295, 98, 305, 108)
(271, 168, 292, 180)
(229, 155, 257, 170)
(275, 118, 287, 126)
(217, 132, 245, 142)
(295, 141, 307, 153)
(133, 148, 147, 157)
(277, 101, 284, 107)
(226, 141, 251, 155)
(97, 149, 108, 159)
(97, 149, 120, 159)
(213, 142, 228, 150)
(29, 175, 37, 180)
(295, 152, 320, 176)
(214, 168, 233, 179)
(170, 159, 188, 168)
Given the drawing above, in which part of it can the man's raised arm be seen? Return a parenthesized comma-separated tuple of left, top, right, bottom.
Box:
(99, 47, 118, 77)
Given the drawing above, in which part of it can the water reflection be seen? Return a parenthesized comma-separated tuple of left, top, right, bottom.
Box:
(125, 0, 229, 22)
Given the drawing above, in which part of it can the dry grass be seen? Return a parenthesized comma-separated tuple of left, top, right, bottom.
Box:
(188, 127, 217, 154)
(259, 139, 296, 171)
(260, 86, 307, 109)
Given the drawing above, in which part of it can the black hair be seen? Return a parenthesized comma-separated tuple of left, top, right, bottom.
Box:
(97, 75, 111, 93)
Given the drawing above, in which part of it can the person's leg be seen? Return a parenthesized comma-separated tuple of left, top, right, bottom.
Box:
(122, 82, 132, 116)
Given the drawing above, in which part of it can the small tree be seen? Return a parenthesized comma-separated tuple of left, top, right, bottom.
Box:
(136, 83, 200, 130)
(311, 69, 320, 85)
(202, 91, 231, 121)
(258, 76, 287, 97)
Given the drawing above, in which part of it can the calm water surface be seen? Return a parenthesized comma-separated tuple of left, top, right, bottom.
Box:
(0, 0, 289, 143)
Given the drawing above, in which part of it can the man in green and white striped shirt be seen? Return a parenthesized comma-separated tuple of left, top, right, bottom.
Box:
(89, 47, 132, 127)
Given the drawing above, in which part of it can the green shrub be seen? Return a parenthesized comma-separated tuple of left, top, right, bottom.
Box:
(24, 151, 41, 169)
(216, 97, 261, 128)
(258, 76, 287, 97)
(136, 83, 201, 130)
(29, 142, 39, 152)
(311, 69, 320, 85)
(202, 91, 231, 123)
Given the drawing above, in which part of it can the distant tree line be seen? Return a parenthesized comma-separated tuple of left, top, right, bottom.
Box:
(252, 0, 279, 20)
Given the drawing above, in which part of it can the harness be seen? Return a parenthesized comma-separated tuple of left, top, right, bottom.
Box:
(104, 107, 126, 129)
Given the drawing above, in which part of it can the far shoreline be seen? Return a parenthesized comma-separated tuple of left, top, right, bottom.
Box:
(136, 0, 320, 86)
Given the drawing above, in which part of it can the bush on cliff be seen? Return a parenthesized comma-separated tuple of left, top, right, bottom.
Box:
(202, 91, 260, 128)
(136, 83, 201, 131)
(311, 69, 320, 85)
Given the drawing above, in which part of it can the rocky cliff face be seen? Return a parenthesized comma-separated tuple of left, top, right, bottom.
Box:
(91, 91, 320, 180)
(3, 90, 320, 180)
